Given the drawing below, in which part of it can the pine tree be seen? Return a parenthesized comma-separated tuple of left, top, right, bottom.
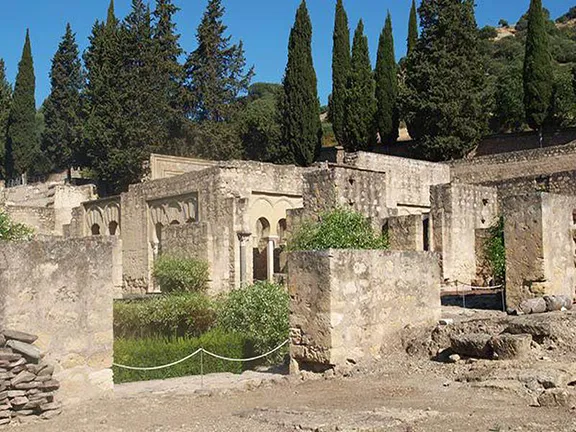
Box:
(375, 12, 399, 145)
(403, 0, 487, 161)
(407, 0, 418, 55)
(280, 0, 322, 166)
(343, 20, 376, 152)
(6, 30, 38, 177)
(42, 24, 84, 178)
(523, 0, 553, 140)
(185, 0, 254, 123)
(329, 0, 350, 147)
(0, 60, 11, 178)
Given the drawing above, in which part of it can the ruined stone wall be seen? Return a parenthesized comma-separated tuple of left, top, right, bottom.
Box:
(343, 152, 450, 212)
(388, 214, 424, 251)
(288, 250, 441, 371)
(301, 165, 388, 228)
(450, 143, 576, 185)
(4, 206, 55, 235)
(149, 153, 216, 180)
(430, 183, 498, 285)
(0, 238, 119, 405)
(162, 222, 210, 262)
(52, 185, 96, 235)
(503, 193, 576, 309)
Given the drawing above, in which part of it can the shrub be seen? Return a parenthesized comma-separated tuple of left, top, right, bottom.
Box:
(218, 281, 289, 359)
(286, 207, 389, 251)
(114, 293, 216, 339)
(0, 210, 34, 241)
(153, 255, 209, 293)
(113, 328, 250, 383)
(486, 217, 506, 285)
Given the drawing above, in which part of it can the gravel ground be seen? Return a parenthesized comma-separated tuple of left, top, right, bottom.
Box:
(5, 358, 575, 432)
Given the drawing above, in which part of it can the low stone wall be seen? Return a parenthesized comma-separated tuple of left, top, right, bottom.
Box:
(0, 238, 118, 405)
(4, 206, 55, 236)
(288, 250, 441, 372)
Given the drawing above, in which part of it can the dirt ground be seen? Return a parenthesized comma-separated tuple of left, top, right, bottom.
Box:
(8, 308, 576, 431)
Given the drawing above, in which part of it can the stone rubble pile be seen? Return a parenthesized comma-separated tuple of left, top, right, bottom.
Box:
(0, 329, 61, 425)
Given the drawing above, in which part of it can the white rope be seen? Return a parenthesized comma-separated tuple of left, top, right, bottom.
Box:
(113, 348, 203, 371)
(455, 281, 503, 290)
(203, 339, 289, 362)
(112, 340, 289, 371)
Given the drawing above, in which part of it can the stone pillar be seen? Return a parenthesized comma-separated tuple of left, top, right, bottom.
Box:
(237, 232, 251, 286)
(267, 236, 278, 282)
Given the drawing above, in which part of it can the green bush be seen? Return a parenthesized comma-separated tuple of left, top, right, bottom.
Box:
(113, 328, 250, 383)
(153, 255, 209, 293)
(286, 207, 389, 251)
(0, 211, 34, 241)
(114, 293, 216, 339)
(218, 281, 289, 360)
(486, 217, 506, 285)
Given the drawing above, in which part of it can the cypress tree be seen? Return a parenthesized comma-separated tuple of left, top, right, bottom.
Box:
(343, 20, 376, 152)
(375, 13, 399, 145)
(280, 0, 322, 166)
(407, 0, 418, 55)
(329, 0, 350, 147)
(523, 0, 553, 140)
(6, 30, 38, 178)
(42, 24, 84, 179)
(0, 60, 11, 178)
(403, 0, 487, 161)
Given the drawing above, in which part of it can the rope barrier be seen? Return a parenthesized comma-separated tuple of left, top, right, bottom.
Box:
(112, 340, 289, 371)
(455, 281, 503, 290)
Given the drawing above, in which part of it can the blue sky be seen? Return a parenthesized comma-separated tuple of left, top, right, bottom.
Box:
(0, 0, 572, 106)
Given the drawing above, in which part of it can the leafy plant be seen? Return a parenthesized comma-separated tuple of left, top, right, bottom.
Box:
(286, 207, 389, 252)
(153, 255, 210, 294)
(218, 281, 289, 359)
(485, 217, 506, 285)
(114, 293, 216, 339)
(113, 328, 250, 383)
(0, 210, 34, 241)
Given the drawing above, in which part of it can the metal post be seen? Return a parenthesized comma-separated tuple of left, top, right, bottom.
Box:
(200, 349, 204, 389)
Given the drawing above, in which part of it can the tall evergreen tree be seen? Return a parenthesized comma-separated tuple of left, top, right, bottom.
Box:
(0, 60, 11, 178)
(375, 13, 399, 145)
(6, 30, 38, 177)
(403, 0, 487, 161)
(523, 0, 553, 140)
(343, 20, 376, 152)
(407, 0, 418, 55)
(280, 0, 322, 166)
(42, 24, 84, 178)
(185, 0, 254, 123)
(329, 0, 350, 147)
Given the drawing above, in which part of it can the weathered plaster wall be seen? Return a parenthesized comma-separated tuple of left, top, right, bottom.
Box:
(3, 206, 55, 235)
(430, 183, 498, 285)
(503, 193, 576, 308)
(343, 152, 450, 211)
(148, 153, 216, 180)
(0, 238, 119, 405)
(451, 143, 576, 185)
(288, 250, 441, 371)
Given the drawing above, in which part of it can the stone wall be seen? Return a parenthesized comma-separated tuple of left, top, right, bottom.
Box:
(0, 238, 119, 405)
(430, 183, 498, 285)
(148, 153, 216, 180)
(3, 206, 55, 236)
(343, 152, 450, 212)
(451, 142, 576, 185)
(387, 214, 425, 251)
(288, 250, 441, 371)
(503, 193, 576, 309)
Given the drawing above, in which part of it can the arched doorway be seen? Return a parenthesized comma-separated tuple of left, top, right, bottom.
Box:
(253, 217, 270, 281)
(91, 224, 101, 236)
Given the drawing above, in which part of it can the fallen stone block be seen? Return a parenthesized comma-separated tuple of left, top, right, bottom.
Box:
(40, 409, 61, 420)
(537, 389, 576, 408)
(450, 333, 492, 359)
(40, 401, 61, 412)
(41, 380, 60, 392)
(5, 341, 41, 361)
(10, 396, 28, 407)
(519, 297, 547, 314)
(11, 371, 36, 386)
(37, 365, 54, 377)
(14, 409, 35, 417)
(490, 334, 532, 360)
(22, 399, 46, 410)
(1, 330, 37, 345)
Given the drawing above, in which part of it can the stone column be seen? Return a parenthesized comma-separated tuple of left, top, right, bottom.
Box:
(238, 232, 252, 286)
(267, 236, 279, 282)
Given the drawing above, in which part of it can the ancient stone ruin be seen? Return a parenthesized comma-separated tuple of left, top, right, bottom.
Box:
(0, 329, 61, 425)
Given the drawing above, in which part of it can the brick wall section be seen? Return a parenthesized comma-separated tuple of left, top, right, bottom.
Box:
(0, 238, 119, 405)
(288, 250, 441, 372)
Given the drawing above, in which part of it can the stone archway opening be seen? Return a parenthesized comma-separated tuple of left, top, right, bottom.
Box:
(91, 224, 101, 236)
(253, 217, 270, 281)
(109, 221, 119, 236)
